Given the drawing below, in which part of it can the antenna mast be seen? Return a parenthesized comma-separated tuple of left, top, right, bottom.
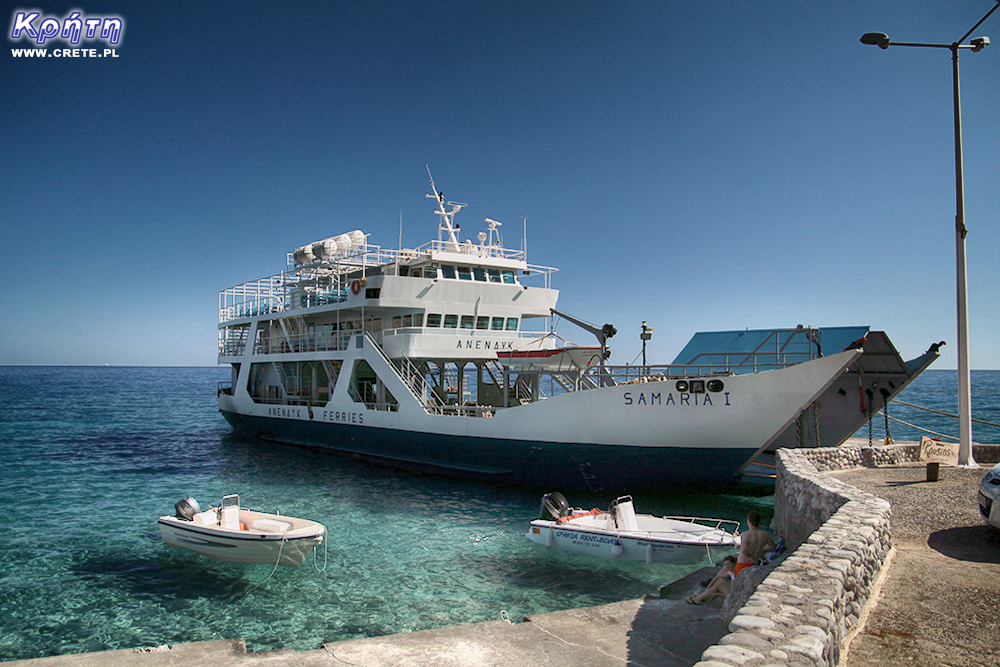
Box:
(425, 166, 463, 250)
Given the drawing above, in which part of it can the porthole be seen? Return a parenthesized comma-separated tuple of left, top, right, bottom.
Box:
(707, 379, 725, 393)
(675, 380, 689, 392)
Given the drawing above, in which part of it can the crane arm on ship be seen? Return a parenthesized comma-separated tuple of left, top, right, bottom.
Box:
(550, 308, 617, 387)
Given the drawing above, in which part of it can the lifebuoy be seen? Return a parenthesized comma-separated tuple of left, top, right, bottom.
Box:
(351, 279, 361, 295)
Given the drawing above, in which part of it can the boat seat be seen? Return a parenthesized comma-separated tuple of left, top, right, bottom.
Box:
(253, 518, 291, 534)
(193, 510, 218, 527)
(613, 498, 640, 532)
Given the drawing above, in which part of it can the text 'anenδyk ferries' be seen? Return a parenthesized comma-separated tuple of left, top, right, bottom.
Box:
(216, 173, 940, 490)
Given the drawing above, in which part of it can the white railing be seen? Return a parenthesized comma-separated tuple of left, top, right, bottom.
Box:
(218, 273, 294, 323)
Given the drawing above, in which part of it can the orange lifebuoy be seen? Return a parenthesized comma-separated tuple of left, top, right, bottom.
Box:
(351, 279, 361, 295)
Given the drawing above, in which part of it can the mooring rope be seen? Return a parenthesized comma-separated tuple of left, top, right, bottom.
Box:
(243, 536, 287, 596)
(876, 411, 958, 442)
(314, 535, 328, 572)
(892, 399, 1000, 429)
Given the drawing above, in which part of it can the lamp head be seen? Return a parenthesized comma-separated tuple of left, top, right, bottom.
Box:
(860, 32, 891, 49)
(970, 36, 990, 52)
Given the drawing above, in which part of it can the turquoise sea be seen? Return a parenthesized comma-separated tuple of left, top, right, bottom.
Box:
(0, 366, 997, 661)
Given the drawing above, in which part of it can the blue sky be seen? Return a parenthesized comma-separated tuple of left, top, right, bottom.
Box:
(2, 0, 998, 369)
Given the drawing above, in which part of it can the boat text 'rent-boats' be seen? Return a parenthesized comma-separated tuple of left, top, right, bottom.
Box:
(216, 174, 939, 489)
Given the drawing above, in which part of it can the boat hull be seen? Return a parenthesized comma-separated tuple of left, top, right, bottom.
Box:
(221, 409, 757, 489)
(220, 347, 861, 489)
(158, 517, 325, 567)
(525, 521, 739, 564)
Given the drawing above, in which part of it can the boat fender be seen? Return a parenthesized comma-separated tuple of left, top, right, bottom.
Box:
(611, 544, 624, 558)
(645, 543, 653, 565)
(351, 279, 361, 295)
(545, 529, 554, 548)
(240, 522, 248, 531)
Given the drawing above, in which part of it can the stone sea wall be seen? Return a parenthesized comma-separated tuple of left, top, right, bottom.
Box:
(695, 446, 893, 667)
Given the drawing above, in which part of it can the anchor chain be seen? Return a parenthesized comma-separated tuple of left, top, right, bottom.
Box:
(866, 388, 875, 447)
(880, 388, 893, 445)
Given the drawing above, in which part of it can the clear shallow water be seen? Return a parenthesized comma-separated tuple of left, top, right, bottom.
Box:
(0, 366, 768, 661)
(1, 367, 996, 661)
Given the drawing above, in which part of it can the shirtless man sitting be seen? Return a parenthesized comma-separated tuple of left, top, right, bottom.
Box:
(734, 510, 776, 576)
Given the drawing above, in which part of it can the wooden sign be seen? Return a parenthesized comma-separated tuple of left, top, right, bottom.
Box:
(919, 436, 959, 466)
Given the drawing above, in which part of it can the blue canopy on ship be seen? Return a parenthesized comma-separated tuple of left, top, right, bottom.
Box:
(671, 326, 871, 374)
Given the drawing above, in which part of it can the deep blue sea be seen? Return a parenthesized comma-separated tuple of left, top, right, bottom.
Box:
(0, 366, 996, 661)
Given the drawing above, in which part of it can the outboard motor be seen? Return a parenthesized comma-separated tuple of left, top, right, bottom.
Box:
(539, 492, 569, 521)
(174, 496, 201, 521)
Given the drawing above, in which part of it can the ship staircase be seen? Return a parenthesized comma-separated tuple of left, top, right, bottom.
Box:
(362, 332, 444, 414)
(220, 323, 250, 357)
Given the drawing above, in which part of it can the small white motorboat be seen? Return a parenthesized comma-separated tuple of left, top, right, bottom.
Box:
(526, 493, 740, 565)
(158, 494, 326, 567)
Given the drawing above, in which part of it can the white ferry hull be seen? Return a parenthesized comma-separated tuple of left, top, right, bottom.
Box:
(219, 346, 861, 489)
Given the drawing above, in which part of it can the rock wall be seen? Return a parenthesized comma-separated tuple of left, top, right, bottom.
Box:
(695, 446, 892, 667)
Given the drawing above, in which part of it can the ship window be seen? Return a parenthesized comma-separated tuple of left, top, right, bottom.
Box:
(402, 315, 412, 327)
(444, 314, 458, 329)
(491, 317, 504, 331)
(457, 266, 472, 281)
(425, 266, 437, 279)
(413, 313, 423, 327)
(505, 317, 518, 331)
(476, 316, 489, 330)
(427, 314, 442, 328)
(411, 268, 422, 278)
(365, 288, 380, 299)
(441, 265, 456, 279)
(398, 266, 409, 277)
(488, 269, 501, 283)
(392, 316, 402, 329)
(461, 315, 474, 329)
(473, 267, 487, 281)
(501, 271, 515, 284)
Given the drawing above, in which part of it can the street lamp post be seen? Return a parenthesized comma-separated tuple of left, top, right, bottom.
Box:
(861, 1, 998, 467)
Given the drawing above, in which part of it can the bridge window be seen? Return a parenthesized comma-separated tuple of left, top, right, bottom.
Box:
(457, 266, 472, 281)
(461, 315, 474, 329)
(441, 265, 456, 279)
(505, 317, 519, 331)
(444, 314, 458, 329)
(488, 269, 501, 283)
(476, 316, 489, 330)
(473, 267, 487, 281)
(491, 317, 504, 331)
(501, 271, 515, 284)
(427, 314, 442, 328)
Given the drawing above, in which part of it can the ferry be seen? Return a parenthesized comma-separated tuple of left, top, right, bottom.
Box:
(216, 175, 939, 489)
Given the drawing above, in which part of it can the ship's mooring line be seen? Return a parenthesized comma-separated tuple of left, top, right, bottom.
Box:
(892, 399, 1000, 429)
(876, 411, 958, 442)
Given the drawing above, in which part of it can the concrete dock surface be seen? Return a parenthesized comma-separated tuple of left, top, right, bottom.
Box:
(7, 458, 1000, 667)
(830, 463, 1000, 667)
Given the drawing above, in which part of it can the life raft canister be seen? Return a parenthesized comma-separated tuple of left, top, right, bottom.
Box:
(351, 279, 361, 295)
